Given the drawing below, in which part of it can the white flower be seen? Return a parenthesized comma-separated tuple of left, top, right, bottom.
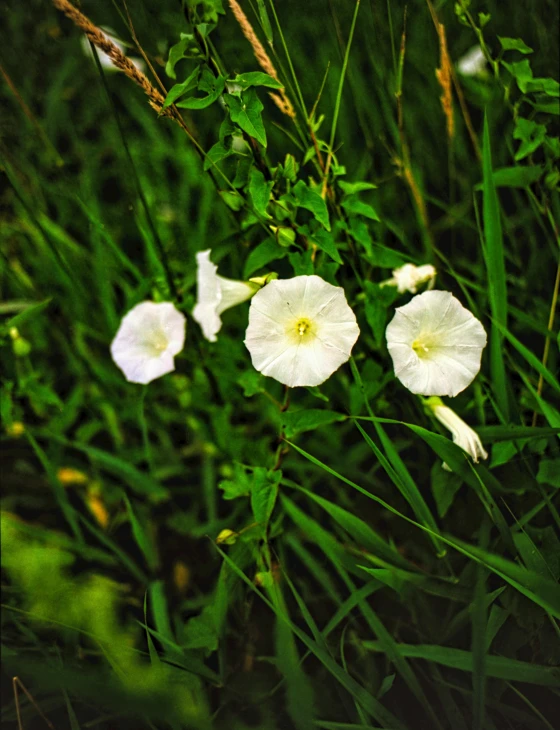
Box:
(192, 250, 260, 342)
(81, 27, 146, 74)
(457, 45, 487, 77)
(110, 301, 186, 384)
(382, 263, 436, 294)
(427, 398, 488, 469)
(386, 290, 487, 397)
(244, 275, 360, 388)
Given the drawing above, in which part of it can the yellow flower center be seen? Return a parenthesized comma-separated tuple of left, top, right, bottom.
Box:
(286, 317, 316, 343)
(412, 337, 431, 357)
(145, 332, 169, 356)
(296, 318, 312, 337)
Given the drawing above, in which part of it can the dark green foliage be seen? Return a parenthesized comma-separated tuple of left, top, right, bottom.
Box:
(1, 0, 559, 728)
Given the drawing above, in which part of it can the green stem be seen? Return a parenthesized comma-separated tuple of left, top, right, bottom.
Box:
(139, 386, 154, 476)
(323, 0, 361, 190)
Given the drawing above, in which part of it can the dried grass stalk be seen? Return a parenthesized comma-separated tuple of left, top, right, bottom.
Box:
(51, 0, 173, 118)
(435, 22, 454, 140)
(228, 0, 295, 119)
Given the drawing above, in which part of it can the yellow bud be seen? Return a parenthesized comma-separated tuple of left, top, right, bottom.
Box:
(173, 561, 191, 594)
(9, 327, 19, 340)
(249, 272, 279, 286)
(6, 422, 25, 438)
(86, 491, 109, 529)
(269, 226, 296, 248)
(216, 528, 238, 545)
(13, 338, 31, 357)
(57, 467, 88, 485)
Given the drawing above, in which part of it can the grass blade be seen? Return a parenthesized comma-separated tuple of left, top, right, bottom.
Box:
(481, 111, 510, 419)
(363, 641, 560, 686)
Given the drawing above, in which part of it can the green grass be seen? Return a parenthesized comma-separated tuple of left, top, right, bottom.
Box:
(1, 0, 559, 728)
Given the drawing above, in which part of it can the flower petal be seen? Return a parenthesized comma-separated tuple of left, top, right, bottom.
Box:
(386, 290, 487, 397)
(193, 249, 259, 341)
(110, 301, 186, 384)
(245, 275, 360, 387)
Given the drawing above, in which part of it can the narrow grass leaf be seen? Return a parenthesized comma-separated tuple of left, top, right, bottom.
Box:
(214, 545, 406, 729)
(471, 520, 490, 730)
(285, 441, 560, 615)
(49, 436, 169, 500)
(495, 320, 560, 394)
(26, 432, 83, 543)
(124, 494, 158, 573)
(481, 111, 509, 419)
(362, 642, 560, 686)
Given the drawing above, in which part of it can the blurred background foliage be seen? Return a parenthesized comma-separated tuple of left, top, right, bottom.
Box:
(1, 0, 559, 728)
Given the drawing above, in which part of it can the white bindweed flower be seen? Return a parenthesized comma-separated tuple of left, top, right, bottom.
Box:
(381, 263, 436, 294)
(427, 398, 488, 470)
(386, 290, 487, 397)
(244, 275, 360, 388)
(110, 301, 186, 384)
(81, 27, 146, 73)
(457, 45, 487, 77)
(193, 250, 260, 342)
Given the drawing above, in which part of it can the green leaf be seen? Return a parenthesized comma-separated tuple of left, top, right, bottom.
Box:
(162, 66, 200, 108)
(486, 165, 544, 187)
(341, 196, 380, 221)
(513, 118, 547, 161)
(175, 73, 225, 109)
(293, 180, 331, 230)
(250, 467, 281, 534)
(4, 298, 52, 332)
(308, 228, 343, 264)
(219, 463, 252, 500)
(537, 459, 560, 488)
(288, 249, 314, 274)
(338, 180, 377, 195)
(233, 71, 283, 89)
(431, 462, 463, 518)
(482, 112, 509, 419)
(498, 37, 533, 54)
(243, 238, 287, 278)
(218, 190, 245, 210)
(195, 22, 216, 39)
(165, 34, 200, 79)
(282, 408, 346, 438)
(248, 167, 274, 218)
(363, 281, 397, 346)
(226, 89, 267, 146)
(203, 140, 233, 171)
(237, 369, 264, 397)
(362, 642, 560, 686)
(502, 59, 533, 93)
(183, 607, 219, 653)
(525, 77, 560, 96)
(530, 98, 560, 114)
